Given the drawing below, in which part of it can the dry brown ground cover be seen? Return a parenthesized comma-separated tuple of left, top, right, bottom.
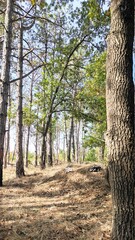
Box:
(0, 163, 112, 240)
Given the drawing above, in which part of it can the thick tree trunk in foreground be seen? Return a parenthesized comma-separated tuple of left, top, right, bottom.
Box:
(0, 0, 13, 186)
(106, 0, 134, 239)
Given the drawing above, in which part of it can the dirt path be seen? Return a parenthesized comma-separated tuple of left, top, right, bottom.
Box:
(0, 164, 111, 240)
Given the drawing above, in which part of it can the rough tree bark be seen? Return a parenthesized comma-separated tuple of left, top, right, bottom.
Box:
(0, 0, 13, 186)
(106, 0, 134, 239)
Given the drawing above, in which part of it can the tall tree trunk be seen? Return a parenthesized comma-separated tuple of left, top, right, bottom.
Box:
(25, 126, 30, 167)
(106, 0, 134, 238)
(55, 122, 60, 164)
(72, 118, 75, 162)
(76, 121, 80, 163)
(0, 0, 13, 186)
(40, 22, 48, 168)
(40, 132, 47, 169)
(25, 72, 34, 167)
(35, 130, 38, 167)
(16, 21, 25, 177)
(16, 8, 35, 176)
(64, 116, 68, 162)
(67, 116, 74, 163)
(4, 84, 11, 167)
(7, 84, 11, 165)
(98, 144, 105, 162)
(48, 118, 53, 166)
(0, 1, 5, 59)
(81, 122, 85, 163)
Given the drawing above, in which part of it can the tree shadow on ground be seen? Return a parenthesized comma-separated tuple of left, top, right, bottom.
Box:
(0, 164, 111, 240)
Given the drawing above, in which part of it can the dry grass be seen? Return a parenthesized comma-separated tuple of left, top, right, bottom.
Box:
(0, 163, 112, 240)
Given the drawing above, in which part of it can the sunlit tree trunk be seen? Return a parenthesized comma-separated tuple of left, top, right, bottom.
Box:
(106, 0, 134, 238)
(0, 0, 13, 186)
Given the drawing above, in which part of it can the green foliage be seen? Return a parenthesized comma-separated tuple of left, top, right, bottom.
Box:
(19, 0, 110, 163)
(77, 51, 106, 150)
(28, 152, 35, 164)
(23, 105, 36, 127)
(88, 0, 110, 27)
(84, 149, 97, 162)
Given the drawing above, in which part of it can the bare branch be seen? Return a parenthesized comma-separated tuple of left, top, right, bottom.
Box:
(23, 48, 33, 59)
(10, 64, 44, 83)
(25, 15, 65, 29)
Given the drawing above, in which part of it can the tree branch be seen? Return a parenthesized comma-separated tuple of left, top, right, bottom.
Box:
(10, 64, 44, 83)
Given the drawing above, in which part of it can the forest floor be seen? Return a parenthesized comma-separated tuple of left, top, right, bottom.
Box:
(0, 163, 112, 240)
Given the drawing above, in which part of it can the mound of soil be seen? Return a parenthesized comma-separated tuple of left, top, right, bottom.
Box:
(0, 164, 112, 240)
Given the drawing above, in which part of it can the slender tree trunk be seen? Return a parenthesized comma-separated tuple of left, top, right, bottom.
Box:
(76, 121, 80, 163)
(25, 73, 34, 167)
(63, 134, 66, 162)
(106, 0, 134, 239)
(0, 2, 5, 59)
(40, 132, 47, 169)
(72, 118, 75, 162)
(67, 116, 74, 163)
(64, 116, 68, 162)
(98, 144, 105, 162)
(16, 21, 25, 177)
(7, 84, 11, 164)
(35, 107, 39, 167)
(81, 122, 85, 163)
(35, 130, 38, 167)
(0, 0, 13, 186)
(40, 23, 48, 168)
(25, 126, 30, 167)
(48, 118, 53, 166)
(4, 84, 11, 168)
(56, 123, 60, 164)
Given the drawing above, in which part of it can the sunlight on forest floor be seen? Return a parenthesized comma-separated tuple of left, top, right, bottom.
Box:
(0, 163, 111, 240)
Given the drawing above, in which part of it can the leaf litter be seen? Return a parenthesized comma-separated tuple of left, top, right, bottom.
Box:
(0, 163, 111, 240)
